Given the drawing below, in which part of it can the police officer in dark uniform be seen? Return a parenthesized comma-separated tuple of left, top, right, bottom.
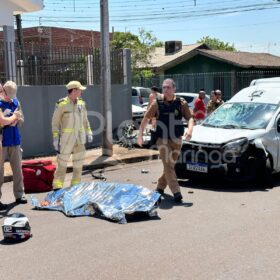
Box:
(137, 79, 194, 202)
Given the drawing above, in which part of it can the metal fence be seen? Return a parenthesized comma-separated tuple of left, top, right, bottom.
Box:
(0, 43, 6, 82)
(0, 43, 124, 85)
(1, 42, 279, 94)
(133, 70, 280, 100)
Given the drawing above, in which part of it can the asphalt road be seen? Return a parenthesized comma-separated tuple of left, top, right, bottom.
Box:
(1, 159, 280, 280)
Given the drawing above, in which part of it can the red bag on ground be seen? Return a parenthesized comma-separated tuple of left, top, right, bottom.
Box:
(22, 159, 56, 193)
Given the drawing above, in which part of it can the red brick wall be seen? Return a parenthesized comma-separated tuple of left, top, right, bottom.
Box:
(0, 26, 112, 48)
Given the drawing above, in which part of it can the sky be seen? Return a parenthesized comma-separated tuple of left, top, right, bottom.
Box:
(21, 0, 280, 56)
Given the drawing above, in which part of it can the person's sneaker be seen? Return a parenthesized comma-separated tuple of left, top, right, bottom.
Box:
(15, 197, 28, 204)
(0, 201, 8, 210)
(173, 192, 183, 203)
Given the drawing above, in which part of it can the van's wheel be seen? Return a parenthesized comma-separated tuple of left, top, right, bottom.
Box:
(175, 164, 191, 180)
(257, 156, 273, 187)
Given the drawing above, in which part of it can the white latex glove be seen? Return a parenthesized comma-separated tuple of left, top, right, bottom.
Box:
(87, 134, 93, 143)
(53, 138, 60, 151)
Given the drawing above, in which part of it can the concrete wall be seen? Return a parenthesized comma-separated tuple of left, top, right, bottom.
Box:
(17, 84, 131, 158)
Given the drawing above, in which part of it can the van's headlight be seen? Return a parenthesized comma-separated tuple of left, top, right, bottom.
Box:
(222, 138, 249, 157)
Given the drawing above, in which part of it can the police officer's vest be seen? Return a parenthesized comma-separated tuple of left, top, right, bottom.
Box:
(154, 97, 184, 139)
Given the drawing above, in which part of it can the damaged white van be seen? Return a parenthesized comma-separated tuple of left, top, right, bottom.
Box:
(175, 77, 280, 182)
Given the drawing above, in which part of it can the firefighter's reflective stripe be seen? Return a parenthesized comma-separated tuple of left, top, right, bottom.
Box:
(53, 179, 63, 189)
(71, 179, 81, 186)
(53, 131, 59, 137)
(62, 128, 74, 133)
(57, 99, 70, 107)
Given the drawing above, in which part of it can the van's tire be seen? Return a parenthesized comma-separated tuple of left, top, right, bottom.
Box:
(256, 156, 273, 187)
(175, 164, 189, 179)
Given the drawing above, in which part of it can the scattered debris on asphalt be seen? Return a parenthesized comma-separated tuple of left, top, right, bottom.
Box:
(117, 123, 137, 149)
(115, 123, 152, 149)
(91, 170, 107, 181)
(2, 213, 32, 242)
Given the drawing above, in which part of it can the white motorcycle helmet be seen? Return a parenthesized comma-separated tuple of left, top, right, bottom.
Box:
(2, 213, 31, 241)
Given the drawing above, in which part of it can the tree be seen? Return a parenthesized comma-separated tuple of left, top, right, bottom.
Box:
(111, 28, 163, 79)
(197, 36, 236, 51)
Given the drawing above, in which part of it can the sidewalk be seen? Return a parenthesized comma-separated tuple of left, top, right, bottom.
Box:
(4, 145, 159, 182)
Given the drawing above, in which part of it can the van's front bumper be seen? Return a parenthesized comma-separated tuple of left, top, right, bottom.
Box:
(175, 142, 263, 180)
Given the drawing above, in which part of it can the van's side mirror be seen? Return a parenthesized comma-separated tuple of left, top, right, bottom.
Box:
(277, 118, 280, 133)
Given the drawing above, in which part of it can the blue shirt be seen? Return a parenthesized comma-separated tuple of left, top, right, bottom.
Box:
(0, 98, 21, 146)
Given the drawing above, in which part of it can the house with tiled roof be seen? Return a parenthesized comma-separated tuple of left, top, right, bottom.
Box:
(140, 41, 280, 99)
(148, 41, 280, 75)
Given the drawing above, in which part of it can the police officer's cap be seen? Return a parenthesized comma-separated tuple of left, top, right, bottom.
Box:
(66, 81, 87, 91)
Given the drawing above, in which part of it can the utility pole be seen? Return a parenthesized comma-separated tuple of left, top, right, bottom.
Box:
(100, 0, 113, 156)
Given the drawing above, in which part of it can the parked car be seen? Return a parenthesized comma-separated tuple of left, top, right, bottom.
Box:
(175, 77, 280, 183)
(142, 92, 209, 111)
(131, 87, 151, 107)
(175, 92, 209, 111)
(132, 104, 146, 123)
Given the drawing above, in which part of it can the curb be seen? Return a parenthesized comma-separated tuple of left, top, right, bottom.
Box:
(83, 153, 160, 171)
(4, 153, 159, 183)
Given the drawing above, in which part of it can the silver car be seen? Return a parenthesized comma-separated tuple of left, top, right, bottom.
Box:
(131, 87, 151, 107)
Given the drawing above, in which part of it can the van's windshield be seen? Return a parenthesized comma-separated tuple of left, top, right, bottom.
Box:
(203, 102, 278, 130)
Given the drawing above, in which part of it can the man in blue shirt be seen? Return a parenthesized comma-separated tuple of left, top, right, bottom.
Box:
(0, 81, 26, 206)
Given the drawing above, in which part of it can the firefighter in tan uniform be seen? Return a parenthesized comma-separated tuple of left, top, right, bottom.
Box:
(52, 81, 93, 190)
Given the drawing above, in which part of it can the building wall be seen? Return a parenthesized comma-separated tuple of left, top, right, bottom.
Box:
(162, 54, 280, 99)
(164, 54, 279, 75)
(22, 27, 103, 48)
(165, 54, 242, 75)
(17, 83, 131, 158)
(0, 26, 113, 48)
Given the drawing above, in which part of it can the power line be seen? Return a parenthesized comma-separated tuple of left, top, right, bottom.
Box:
(26, 0, 269, 16)
(155, 19, 280, 32)
(25, 0, 272, 13)
(22, 4, 280, 23)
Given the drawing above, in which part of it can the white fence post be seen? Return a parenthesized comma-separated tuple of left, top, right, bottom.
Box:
(86, 54, 94, 85)
(17, 59, 25, 85)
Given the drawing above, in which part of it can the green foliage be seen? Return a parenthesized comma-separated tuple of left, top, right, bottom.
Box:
(133, 69, 155, 81)
(111, 32, 141, 50)
(197, 36, 236, 51)
(111, 28, 163, 78)
(140, 69, 154, 78)
(153, 41, 164, 47)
